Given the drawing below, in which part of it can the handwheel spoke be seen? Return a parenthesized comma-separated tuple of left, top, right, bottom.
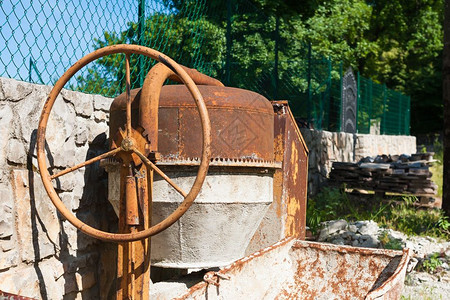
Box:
(50, 147, 122, 180)
(132, 148, 187, 198)
(125, 53, 132, 137)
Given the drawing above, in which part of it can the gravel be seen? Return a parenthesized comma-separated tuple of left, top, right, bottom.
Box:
(314, 220, 450, 299)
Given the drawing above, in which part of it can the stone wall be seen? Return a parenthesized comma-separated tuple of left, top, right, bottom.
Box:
(0, 77, 116, 299)
(300, 129, 416, 195)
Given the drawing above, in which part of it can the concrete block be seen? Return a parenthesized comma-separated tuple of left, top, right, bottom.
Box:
(61, 220, 79, 255)
(52, 137, 88, 168)
(74, 123, 88, 145)
(13, 83, 50, 145)
(75, 269, 96, 291)
(85, 119, 108, 144)
(45, 97, 77, 158)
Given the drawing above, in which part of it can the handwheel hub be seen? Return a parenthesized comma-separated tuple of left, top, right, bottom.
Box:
(121, 137, 135, 151)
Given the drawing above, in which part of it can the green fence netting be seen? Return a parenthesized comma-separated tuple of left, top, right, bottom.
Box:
(357, 75, 410, 135)
(0, 0, 410, 135)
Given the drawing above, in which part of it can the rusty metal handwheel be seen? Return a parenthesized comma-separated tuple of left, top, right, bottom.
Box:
(37, 44, 211, 242)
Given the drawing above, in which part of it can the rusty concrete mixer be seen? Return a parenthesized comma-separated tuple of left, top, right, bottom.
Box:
(106, 65, 280, 270)
(36, 44, 411, 299)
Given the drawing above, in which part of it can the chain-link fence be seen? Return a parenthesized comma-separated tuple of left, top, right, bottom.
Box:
(1, 0, 410, 135)
(1, 0, 209, 97)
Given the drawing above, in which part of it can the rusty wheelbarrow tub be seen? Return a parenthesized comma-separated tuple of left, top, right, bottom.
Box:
(0, 291, 37, 300)
(152, 238, 411, 300)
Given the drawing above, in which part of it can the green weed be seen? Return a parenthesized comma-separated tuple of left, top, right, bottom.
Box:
(306, 187, 348, 234)
(416, 253, 443, 273)
(307, 187, 449, 239)
(378, 231, 403, 250)
(436, 215, 450, 231)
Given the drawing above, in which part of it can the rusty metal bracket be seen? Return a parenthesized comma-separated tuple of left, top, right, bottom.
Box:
(156, 157, 282, 169)
(203, 271, 230, 287)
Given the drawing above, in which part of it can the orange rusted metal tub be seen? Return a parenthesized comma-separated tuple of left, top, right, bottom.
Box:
(167, 238, 411, 300)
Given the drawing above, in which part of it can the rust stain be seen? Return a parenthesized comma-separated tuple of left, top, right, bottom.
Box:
(273, 166, 284, 218)
(290, 141, 299, 182)
(285, 196, 301, 237)
(272, 121, 285, 218)
(0, 291, 37, 300)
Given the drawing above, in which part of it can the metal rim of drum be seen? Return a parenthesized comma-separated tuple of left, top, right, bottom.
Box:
(36, 44, 211, 242)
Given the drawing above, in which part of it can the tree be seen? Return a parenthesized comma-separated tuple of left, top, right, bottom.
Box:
(365, 0, 444, 134)
(75, 0, 444, 136)
(75, 12, 225, 97)
(305, 0, 377, 69)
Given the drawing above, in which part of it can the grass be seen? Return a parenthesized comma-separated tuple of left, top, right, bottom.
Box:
(307, 145, 449, 239)
(429, 137, 443, 198)
(306, 187, 450, 239)
(401, 286, 444, 300)
(431, 162, 443, 198)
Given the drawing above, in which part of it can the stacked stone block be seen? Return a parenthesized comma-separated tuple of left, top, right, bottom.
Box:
(299, 128, 416, 195)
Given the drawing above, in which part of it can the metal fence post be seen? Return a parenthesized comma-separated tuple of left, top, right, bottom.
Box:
(138, 0, 145, 86)
(382, 83, 387, 135)
(307, 42, 312, 126)
(28, 57, 44, 84)
(225, 0, 232, 86)
(28, 58, 32, 83)
(274, 15, 279, 99)
(338, 61, 343, 131)
(398, 93, 403, 135)
(325, 57, 332, 130)
(356, 71, 360, 133)
(407, 96, 411, 135)
(368, 79, 372, 134)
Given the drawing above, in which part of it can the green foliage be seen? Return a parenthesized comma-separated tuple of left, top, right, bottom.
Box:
(431, 161, 443, 198)
(366, 0, 444, 133)
(306, 0, 377, 69)
(436, 215, 450, 231)
(401, 286, 444, 300)
(72, 0, 443, 133)
(433, 135, 444, 162)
